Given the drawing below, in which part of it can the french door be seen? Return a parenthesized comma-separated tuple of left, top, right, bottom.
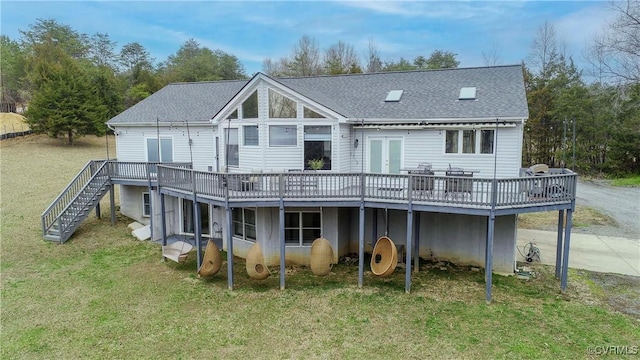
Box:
(182, 199, 211, 237)
(368, 137, 403, 174)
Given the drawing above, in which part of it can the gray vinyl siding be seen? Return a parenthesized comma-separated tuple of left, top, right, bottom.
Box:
(114, 125, 215, 171)
(338, 123, 353, 172)
(349, 123, 523, 178)
(437, 125, 523, 178)
(218, 81, 341, 173)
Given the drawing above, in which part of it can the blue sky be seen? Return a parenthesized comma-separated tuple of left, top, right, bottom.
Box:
(1, 1, 614, 75)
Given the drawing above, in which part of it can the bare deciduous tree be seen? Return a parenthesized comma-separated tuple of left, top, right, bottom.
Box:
(527, 21, 559, 80)
(366, 40, 383, 73)
(323, 41, 361, 74)
(481, 44, 502, 66)
(289, 35, 322, 76)
(587, 0, 640, 83)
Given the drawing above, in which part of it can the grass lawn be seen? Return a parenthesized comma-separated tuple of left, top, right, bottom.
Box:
(612, 175, 640, 187)
(2, 135, 639, 359)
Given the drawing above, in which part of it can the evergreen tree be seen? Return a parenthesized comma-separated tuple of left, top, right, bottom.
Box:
(25, 43, 107, 144)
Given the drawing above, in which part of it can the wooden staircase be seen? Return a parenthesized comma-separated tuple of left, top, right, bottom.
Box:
(42, 160, 111, 243)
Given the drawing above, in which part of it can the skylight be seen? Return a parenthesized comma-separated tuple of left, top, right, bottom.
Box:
(459, 87, 477, 100)
(385, 90, 404, 102)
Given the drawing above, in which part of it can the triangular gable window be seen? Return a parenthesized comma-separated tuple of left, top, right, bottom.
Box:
(269, 89, 296, 118)
(228, 109, 238, 119)
(303, 107, 325, 119)
(242, 91, 258, 118)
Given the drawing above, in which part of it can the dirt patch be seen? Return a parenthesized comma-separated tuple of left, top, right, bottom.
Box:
(518, 205, 616, 230)
(580, 270, 640, 320)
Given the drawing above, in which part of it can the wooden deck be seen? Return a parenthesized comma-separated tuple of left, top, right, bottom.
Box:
(144, 164, 577, 214)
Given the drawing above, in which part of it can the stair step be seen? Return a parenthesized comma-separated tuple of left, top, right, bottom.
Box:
(42, 168, 110, 242)
(44, 234, 61, 242)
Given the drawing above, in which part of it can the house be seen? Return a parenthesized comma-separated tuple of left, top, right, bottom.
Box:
(42, 65, 577, 301)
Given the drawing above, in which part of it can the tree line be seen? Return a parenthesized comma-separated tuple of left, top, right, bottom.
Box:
(0, 19, 247, 144)
(1, 0, 638, 175)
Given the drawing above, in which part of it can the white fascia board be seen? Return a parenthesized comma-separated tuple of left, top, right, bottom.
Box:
(212, 73, 347, 124)
(211, 73, 263, 125)
(346, 117, 525, 124)
(109, 121, 214, 127)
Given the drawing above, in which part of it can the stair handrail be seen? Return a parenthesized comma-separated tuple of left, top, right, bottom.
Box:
(41, 160, 107, 236)
(55, 161, 111, 240)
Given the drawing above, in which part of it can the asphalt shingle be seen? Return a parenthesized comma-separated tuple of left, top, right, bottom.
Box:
(107, 65, 528, 125)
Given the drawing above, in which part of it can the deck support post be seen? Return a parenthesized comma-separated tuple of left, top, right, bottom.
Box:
(358, 173, 365, 288)
(413, 211, 420, 273)
(95, 202, 101, 219)
(561, 206, 574, 292)
(225, 173, 233, 290)
(160, 193, 167, 247)
(405, 204, 414, 293)
(193, 198, 202, 270)
(109, 185, 116, 225)
(485, 211, 495, 304)
(279, 198, 286, 290)
(225, 205, 234, 290)
(147, 164, 154, 242)
(372, 208, 378, 247)
(555, 210, 565, 279)
(358, 204, 365, 288)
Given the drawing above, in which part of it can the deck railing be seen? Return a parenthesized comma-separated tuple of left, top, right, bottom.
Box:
(156, 165, 577, 209)
(42, 160, 106, 235)
(108, 161, 192, 182)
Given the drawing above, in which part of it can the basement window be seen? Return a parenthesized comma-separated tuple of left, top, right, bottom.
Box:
(142, 192, 150, 217)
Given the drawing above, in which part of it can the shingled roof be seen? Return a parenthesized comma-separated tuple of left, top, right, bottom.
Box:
(107, 65, 528, 125)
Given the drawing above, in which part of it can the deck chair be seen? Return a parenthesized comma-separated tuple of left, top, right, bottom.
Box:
(162, 241, 193, 263)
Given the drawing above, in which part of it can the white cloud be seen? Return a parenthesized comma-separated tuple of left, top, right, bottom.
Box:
(554, 3, 615, 53)
(336, 0, 526, 20)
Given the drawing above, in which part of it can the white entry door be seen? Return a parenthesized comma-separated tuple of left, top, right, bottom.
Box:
(368, 137, 403, 174)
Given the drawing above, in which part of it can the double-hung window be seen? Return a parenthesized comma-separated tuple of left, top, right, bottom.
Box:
(147, 138, 173, 162)
(284, 211, 321, 245)
(233, 208, 256, 241)
(226, 128, 239, 167)
(243, 125, 259, 146)
(445, 129, 494, 154)
(142, 193, 150, 217)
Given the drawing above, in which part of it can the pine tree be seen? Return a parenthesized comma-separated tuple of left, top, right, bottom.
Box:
(25, 44, 107, 144)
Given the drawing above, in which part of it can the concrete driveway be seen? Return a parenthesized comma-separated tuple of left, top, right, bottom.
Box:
(516, 179, 639, 276)
(517, 229, 640, 276)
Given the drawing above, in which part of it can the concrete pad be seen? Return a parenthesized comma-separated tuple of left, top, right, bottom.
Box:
(132, 225, 151, 241)
(127, 221, 144, 231)
(517, 229, 640, 277)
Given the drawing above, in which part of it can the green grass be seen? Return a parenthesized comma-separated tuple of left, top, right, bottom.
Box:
(2, 135, 639, 359)
(612, 175, 640, 187)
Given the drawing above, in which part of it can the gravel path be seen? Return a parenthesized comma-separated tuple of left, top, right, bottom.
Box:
(575, 179, 640, 240)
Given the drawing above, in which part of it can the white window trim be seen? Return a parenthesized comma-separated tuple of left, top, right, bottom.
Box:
(233, 208, 257, 242)
(142, 192, 150, 217)
(225, 127, 240, 168)
(179, 199, 212, 238)
(243, 125, 260, 147)
(145, 136, 174, 162)
(269, 125, 298, 147)
(268, 88, 298, 119)
(241, 90, 259, 119)
(444, 129, 495, 155)
(285, 211, 322, 246)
